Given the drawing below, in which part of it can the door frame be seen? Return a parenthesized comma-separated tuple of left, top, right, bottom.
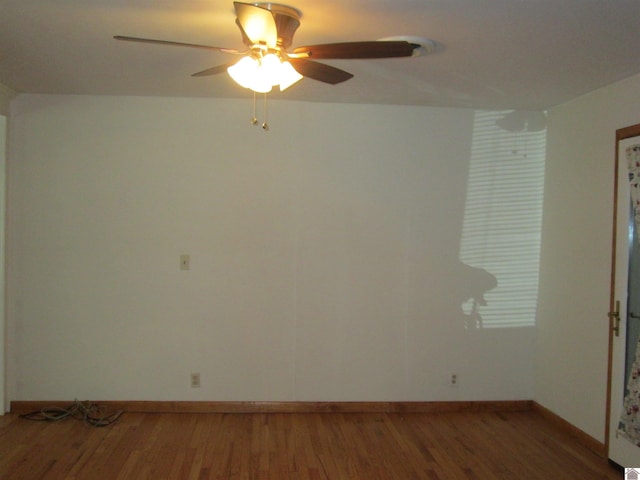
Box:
(606, 122, 640, 455)
(0, 114, 5, 414)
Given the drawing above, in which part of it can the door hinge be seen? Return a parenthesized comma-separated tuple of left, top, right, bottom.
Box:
(608, 300, 621, 337)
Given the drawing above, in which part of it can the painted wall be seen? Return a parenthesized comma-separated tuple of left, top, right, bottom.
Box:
(6, 94, 538, 402)
(0, 83, 17, 116)
(537, 73, 640, 442)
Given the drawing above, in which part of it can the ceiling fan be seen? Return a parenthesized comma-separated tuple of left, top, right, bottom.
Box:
(115, 2, 427, 93)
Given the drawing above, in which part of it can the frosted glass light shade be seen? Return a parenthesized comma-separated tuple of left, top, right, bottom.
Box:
(261, 54, 282, 86)
(227, 57, 259, 89)
(278, 61, 303, 91)
(228, 57, 272, 93)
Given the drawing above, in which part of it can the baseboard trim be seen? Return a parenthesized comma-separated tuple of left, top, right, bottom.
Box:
(10, 399, 606, 457)
(531, 401, 607, 458)
(11, 399, 533, 415)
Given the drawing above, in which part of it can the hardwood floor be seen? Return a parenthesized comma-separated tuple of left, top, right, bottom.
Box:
(0, 409, 621, 479)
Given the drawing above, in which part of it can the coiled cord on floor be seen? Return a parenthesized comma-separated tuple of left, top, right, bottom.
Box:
(19, 399, 123, 427)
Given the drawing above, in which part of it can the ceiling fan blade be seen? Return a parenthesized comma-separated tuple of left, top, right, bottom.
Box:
(288, 58, 354, 85)
(114, 35, 241, 54)
(191, 64, 233, 77)
(292, 41, 418, 59)
(234, 2, 278, 48)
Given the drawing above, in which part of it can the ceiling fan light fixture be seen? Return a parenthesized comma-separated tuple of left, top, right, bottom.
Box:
(228, 51, 302, 93)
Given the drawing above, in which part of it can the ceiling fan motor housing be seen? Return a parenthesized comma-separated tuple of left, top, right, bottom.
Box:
(250, 3, 302, 49)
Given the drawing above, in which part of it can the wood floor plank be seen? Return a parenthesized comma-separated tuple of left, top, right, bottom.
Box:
(0, 409, 621, 479)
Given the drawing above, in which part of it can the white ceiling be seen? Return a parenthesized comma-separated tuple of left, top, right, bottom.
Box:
(1, 0, 639, 110)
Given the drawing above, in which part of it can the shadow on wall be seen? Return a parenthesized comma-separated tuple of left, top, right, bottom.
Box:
(454, 262, 497, 329)
(459, 110, 547, 329)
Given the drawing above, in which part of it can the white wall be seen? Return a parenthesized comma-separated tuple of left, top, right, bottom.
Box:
(6, 94, 537, 402)
(537, 73, 640, 441)
(0, 83, 16, 116)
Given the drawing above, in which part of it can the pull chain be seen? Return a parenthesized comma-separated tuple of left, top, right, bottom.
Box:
(251, 91, 258, 126)
(262, 93, 269, 131)
(249, 91, 269, 131)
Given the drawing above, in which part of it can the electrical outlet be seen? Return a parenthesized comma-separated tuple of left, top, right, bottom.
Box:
(449, 373, 458, 386)
(191, 372, 200, 388)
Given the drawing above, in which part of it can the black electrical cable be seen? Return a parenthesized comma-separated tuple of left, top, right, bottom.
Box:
(19, 399, 123, 427)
